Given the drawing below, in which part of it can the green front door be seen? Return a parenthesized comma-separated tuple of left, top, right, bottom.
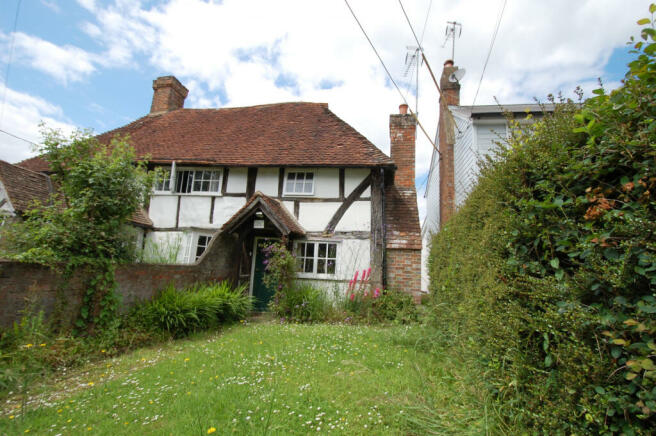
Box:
(251, 238, 278, 311)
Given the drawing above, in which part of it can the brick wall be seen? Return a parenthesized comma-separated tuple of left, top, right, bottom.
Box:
(389, 112, 417, 189)
(0, 232, 239, 328)
(386, 248, 421, 299)
(150, 76, 189, 114)
(438, 62, 461, 227)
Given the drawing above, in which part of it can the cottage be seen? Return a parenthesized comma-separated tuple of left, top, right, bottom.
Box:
(17, 76, 422, 308)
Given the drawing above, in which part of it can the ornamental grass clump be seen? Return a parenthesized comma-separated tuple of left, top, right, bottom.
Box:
(137, 281, 252, 338)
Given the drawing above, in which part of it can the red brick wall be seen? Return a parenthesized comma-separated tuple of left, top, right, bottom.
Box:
(438, 63, 461, 227)
(0, 232, 239, 328)
(150, 76, 189, 114)
(389, 113, 417, 189)
(386, 248, 421, 297)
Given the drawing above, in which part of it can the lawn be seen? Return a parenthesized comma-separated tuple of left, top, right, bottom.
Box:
(0, 322, 494, 435)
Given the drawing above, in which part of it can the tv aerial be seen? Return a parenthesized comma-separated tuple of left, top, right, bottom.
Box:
(403, 45, 423, 114)
(442, 21, 462, 62)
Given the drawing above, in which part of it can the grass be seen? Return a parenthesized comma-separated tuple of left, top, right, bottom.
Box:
(0, 321, 496, 435)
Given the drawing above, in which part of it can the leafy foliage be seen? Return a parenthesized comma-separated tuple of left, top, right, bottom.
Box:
(268, 283, 334, 323)
(428, 7, 656, 433)
(0, 129, 153, 333)
(136, 282, 253, 338)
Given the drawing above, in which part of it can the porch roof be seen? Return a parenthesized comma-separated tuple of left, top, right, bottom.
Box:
(221, 191, 305, 237)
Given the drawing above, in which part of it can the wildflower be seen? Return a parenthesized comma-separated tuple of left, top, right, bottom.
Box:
(87, 382, 94, 386)
(39, 343, 46, 347)
(57, 409, 63, 413)
(184, 358, 190, 362)
(349, 294, 355, 301)
(9, 415, 14, 419)
(207, 428, 216, 434)
(101, 349, 106, 353)
(373, 288, 380, 298)
(25, 344, 33, 348)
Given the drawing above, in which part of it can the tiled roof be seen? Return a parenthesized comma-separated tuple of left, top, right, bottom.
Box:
(18, 103, 394, 172)
(130, 208, 153, 228)
(0, 159, 151, 227)
(385, 185, 421, 250)
(0, 159, 52, 213)
(222, 191, 305, 236)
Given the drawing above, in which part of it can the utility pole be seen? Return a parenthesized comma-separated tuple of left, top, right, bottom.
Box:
(443, 21, 462, 62)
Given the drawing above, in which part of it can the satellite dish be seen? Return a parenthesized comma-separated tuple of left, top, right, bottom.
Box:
(449, 68, 466, 83)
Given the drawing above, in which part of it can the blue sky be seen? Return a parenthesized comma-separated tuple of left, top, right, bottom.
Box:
(0, 0, 651, 220)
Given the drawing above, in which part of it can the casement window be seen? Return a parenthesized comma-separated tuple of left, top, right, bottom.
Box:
(154, 169, 171, 192)
(284, 171, 314, 195)
(295, 241, 337, 275)
(195, 234, 212, 260)
(153, 166, 222, 194)
(175, 169, 222, 194)
(184, 233, 212, 263)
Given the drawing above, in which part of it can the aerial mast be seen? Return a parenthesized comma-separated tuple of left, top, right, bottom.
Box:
(443, 21, 462, 62)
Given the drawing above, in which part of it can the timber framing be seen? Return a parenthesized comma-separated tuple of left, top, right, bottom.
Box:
(323, 174, 372, 234)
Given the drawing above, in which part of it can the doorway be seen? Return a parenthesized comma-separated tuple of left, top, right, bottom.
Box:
(250, 237, 280, 311)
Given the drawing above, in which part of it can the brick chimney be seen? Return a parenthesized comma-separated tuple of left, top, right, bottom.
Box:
(389, 103, 417, 188)
(438, 60, 460, 227)
(150, 76, 189, 114)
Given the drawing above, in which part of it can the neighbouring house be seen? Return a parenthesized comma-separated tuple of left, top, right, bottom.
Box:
(17, 76, 422, 309)
(421, 60, 554, 291)
(0, 158, 154, 240)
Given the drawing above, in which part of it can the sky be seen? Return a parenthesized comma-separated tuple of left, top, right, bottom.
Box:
(0, 0, 651, 221)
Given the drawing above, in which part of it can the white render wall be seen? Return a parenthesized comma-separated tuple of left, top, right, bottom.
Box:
(345, 168, 370, 197)
(0, 180, 15, 216)
(255, 167, 279, 196)
(226, 167, 247, 193)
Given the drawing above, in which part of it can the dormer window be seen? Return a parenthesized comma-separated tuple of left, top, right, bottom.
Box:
(284, 171, 314, 195)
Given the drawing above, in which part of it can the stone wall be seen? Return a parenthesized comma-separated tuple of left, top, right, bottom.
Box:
(0, 232, 239, 328)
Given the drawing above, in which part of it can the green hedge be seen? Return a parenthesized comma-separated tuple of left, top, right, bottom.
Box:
(428, 10, 656, 433)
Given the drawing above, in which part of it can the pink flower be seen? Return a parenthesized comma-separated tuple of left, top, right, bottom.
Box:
(373, 288, 380, 298)
(365, 267, 371, 280)
(349, 293, 355, 301)
(364, 290, 368, 297)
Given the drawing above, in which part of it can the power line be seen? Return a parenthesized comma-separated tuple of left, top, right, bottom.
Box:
(0, 0, 22, 129)
(343, 0, 439, 154)
(0, 128, 37, 146)
(471, 0, 507, 106)
(419, 0, 433, 45)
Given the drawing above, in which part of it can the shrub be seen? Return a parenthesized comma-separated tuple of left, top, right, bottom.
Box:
(137, 282, 252, 337)
(342, 288, 417, 324)
(428, 9, 656, 433)
(268, 284, 333, 323)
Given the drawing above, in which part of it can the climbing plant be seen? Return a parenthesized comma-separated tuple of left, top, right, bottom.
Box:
(0, 128, 153, 334)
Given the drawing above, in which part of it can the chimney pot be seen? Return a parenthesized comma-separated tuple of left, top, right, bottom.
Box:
(399, 103, 409, 115)
(150, 76, 189, 115)
(444, 59, 454, 67)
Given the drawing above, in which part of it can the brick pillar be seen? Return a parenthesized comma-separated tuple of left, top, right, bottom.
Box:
(389, 104, 417, 189)
(438, 60, 460, 227)
(150, 76, 189, 114)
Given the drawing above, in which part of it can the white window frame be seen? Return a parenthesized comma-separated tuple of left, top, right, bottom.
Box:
(185, 232, 214, 263)
(153, 167, 173, 193)
(283, 170, 315, 196)
(172, 166, 223, 196)
(294, 240, 338, 277)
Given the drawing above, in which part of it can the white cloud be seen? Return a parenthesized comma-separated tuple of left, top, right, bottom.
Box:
(0, 87, 77, 163)
(0, 32, 96, 84)
(4, 0, 654, 217)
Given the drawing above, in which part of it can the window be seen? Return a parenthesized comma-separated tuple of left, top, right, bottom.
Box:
(154, 169, 171, 192)
(285, 171, 314, 195)
(173, 169, 222, 194)
(195, 235, 212, 260)
(295, 241, 337, 275)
